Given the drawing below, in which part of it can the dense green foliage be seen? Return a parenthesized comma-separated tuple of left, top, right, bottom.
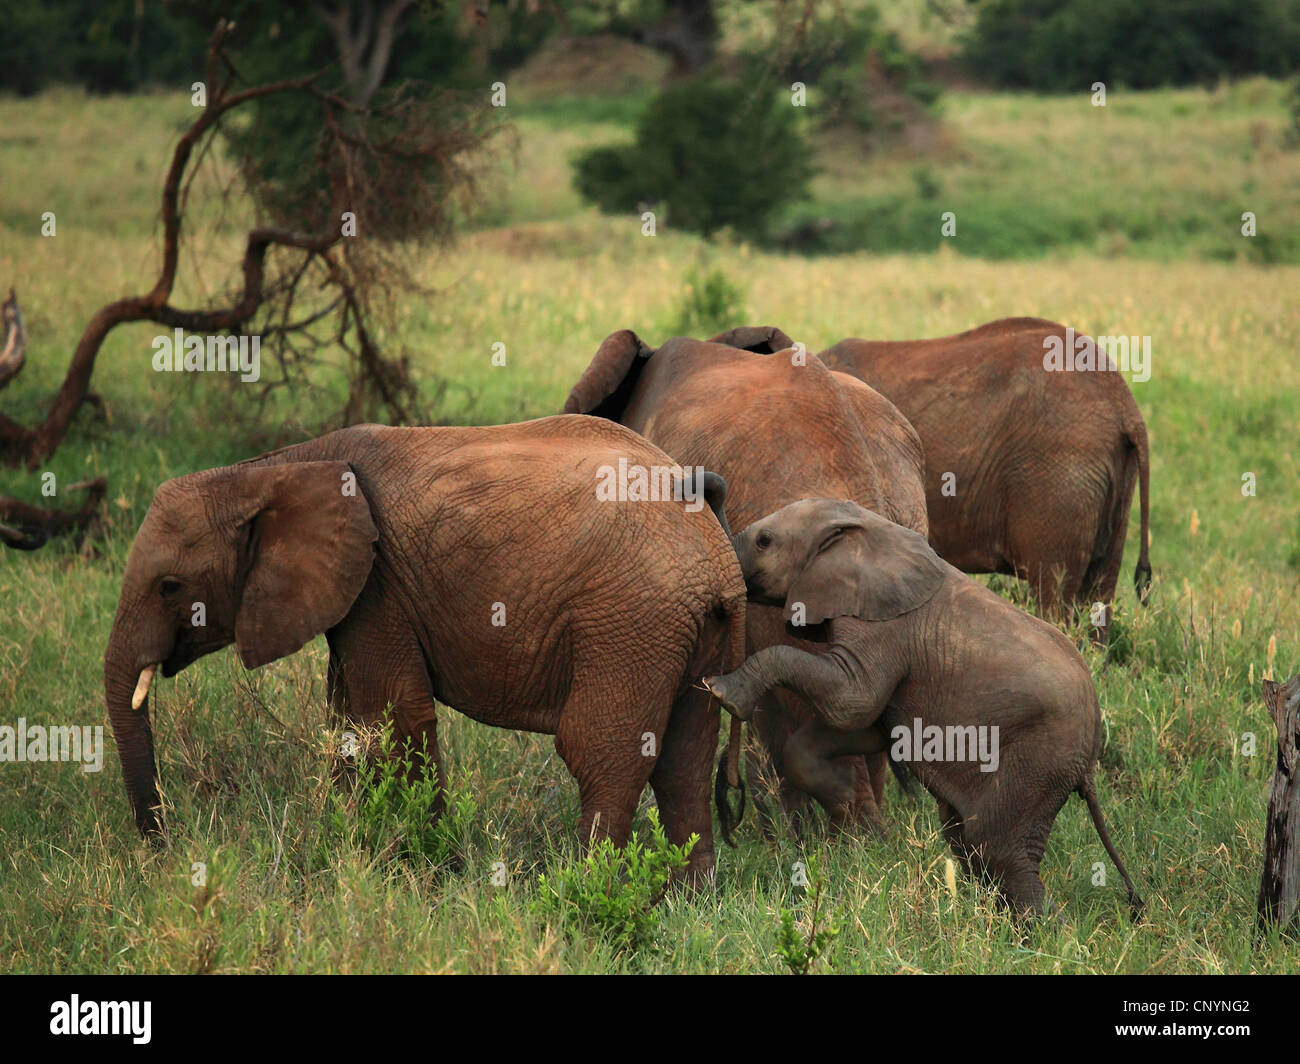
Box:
(0, 0, 206, 95)
(964, 0, 1300, 90)
(748, 3, 940, 133)
(574, 76, 813, 238)
(534, 809, 695, 954)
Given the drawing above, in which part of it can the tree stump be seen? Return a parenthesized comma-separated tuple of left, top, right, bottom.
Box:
(1257, 674, 1300, 934)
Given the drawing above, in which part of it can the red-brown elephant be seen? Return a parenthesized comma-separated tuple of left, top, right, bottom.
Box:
(104, 416, 745, 879)
(819, 317, 1152, 619)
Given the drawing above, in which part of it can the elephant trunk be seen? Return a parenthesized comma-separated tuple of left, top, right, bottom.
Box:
(104, 620, 164, 838)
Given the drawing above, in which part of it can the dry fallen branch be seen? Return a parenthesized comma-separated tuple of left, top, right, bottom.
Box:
(1258, 674, 1300, 936)
(0, 289, 25, 390)
(0, 476, 106, 551)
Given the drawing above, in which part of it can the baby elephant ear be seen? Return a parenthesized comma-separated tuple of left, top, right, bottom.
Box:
(786, 503, 945, 625)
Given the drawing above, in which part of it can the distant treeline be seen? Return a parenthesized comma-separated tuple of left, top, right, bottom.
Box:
(5, 0, 1300, 99)
(0, 0, 207, 95)
(965, 0, 1300, 90)
(0, 0, 548, 96)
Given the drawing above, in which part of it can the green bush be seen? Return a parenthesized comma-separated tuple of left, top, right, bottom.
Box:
(964, 0, 1300, 91)
(664, 265, 748, 337)
(747, 4, 940, 134)
(573, 76, 813, 239)
(324, 722, 475, 871)
(1285, 76, 1300, 146)
(775, 854, 840, 975)
(535, 808, 695, 954)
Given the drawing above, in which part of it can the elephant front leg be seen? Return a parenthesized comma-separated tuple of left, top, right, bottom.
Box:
(705, 645, 886, 732)
(326, 630, 448, 822)
(782, 717, 892, 833)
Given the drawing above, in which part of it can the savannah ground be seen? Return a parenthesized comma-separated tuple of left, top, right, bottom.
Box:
(1, 66, 1298, 972)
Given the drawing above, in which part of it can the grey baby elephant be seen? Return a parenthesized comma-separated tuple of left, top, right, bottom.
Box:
(704, 497, 1143, 918)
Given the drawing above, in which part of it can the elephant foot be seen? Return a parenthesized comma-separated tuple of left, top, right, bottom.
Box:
(702, 672, 758, 720)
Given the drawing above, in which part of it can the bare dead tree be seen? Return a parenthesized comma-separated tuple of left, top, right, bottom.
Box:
(0, 19, 495, 474)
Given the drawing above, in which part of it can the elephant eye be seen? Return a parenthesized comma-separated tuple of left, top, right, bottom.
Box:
(159, 578, 182, 598)
(756, 530, 774, 550)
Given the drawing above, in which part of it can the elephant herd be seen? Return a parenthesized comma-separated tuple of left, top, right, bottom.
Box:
(105, 317, 1151, 918)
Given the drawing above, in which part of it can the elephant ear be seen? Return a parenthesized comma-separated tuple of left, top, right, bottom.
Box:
(232, 461, 378, 668)
(562, 329, 656, 420)
(786, 501, 945, 625)
(708, 325, 795, 354)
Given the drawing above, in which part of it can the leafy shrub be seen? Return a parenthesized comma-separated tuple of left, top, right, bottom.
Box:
(574, 76, 812, 239)
(535, 808, 695, 954)
(964, 0, 1300, 91)
(664, 266, 748, 337)
(1285, 76, 1300, 147)
(324, 722, 475, 871)
(747, 4, 940, 134)
(775, 855, 840, 975)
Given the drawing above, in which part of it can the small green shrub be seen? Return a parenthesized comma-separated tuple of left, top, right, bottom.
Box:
(573, 76, 812, 239)
(775, 854, 840, 975)
(535, 808, 695, 954)
(1287, 514, 1300, 571)
(664, 266, 748, 338)
(748, 4, 940, 134)
(324, 722, 475, 871)
(1285, 77, 1300, 146)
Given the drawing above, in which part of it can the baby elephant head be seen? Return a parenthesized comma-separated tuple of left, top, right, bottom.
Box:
(104, 460, 377, 837)
(733, 498, 946, 627)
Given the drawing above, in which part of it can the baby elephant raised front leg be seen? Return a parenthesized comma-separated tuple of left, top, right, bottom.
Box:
(704, 645, 885, 731)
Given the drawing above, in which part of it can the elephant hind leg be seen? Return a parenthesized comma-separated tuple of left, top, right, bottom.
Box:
(967, 787, 1066, 917)
(1078, 459, 1140, 614)
(554, 677, 671, 856)
(1004, 473, 1107, 619)
(650, 686, 719, 882)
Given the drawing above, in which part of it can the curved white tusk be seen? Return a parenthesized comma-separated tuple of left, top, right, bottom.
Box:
(131, 664, 158, 710)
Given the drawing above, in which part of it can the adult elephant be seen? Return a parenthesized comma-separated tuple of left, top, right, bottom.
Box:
(819, 317, 1151, 618)
(562, 326, 927, 834)
(104, 416, 745, 879)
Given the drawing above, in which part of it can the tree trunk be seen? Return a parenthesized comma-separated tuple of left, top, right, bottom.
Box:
(1258, 674, 1300, 934)
(626, 0, 719, 76)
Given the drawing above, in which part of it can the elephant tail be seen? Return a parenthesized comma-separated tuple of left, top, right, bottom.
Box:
(715, 588, 748, 847)
(888, 747, 916, 798)
(1125, 412, 1152, 604)
(1078, 774, 1145, 920)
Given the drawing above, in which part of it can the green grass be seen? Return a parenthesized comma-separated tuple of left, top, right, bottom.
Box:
(0, 83, 1298, 972)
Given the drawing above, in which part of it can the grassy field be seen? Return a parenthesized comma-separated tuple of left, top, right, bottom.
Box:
(0, 79, 1298, 973)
